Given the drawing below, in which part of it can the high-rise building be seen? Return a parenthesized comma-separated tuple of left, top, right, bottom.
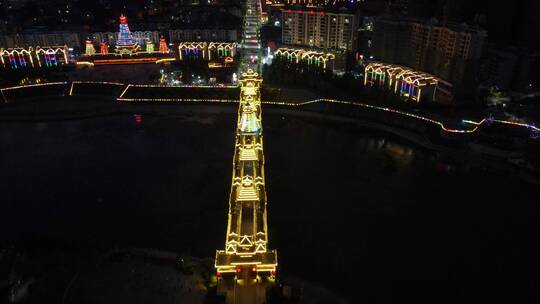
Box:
(372, 16, 486, 102)
(0, 30, 82, 49)
(480, 44, 540, 91)
(282, 9, 358, 51)
(411, 20, 486, 100)
(371, 16, 415, 66)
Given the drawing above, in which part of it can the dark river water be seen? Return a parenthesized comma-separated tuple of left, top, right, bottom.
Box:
(1, 107, 538, 303)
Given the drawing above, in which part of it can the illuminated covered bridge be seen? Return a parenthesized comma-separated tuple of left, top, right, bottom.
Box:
(215, 69, 277, 303)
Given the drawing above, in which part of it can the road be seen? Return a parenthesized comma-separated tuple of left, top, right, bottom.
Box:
(240, 0, 262, 72)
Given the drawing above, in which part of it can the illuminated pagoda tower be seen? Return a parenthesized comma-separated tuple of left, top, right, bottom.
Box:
(100, 41, 109, 54)
(85, 39, 96, 56)
(146, 39, 154, 53)
(159, 36, 169, 53)
(115, 15, 140, 54)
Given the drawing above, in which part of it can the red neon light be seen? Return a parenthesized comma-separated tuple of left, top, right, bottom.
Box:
(287, 9, 292, 13)
(134, 114, 142, 124)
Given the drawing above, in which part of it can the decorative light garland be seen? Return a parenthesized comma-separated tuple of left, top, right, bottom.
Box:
(75, 61, 95, 67)
(1, 82, 69, 91)
(127, 84, 238, 88)
(117, 98, 238, 103)
(69, 81, 126, 96)
(1, 82, 538, 135)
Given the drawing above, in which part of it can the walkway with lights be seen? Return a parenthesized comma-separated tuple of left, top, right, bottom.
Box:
(241, 0, 263, 72)
(214, 69, 277, 304)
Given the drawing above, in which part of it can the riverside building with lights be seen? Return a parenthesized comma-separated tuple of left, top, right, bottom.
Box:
(78, 15, 174, 66)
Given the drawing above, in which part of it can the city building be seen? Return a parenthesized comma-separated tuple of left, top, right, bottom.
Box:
(371, 16, 486, 103)
(79, 15, 174, 66)
(0, 30, 82, 49)
(480, 44, 540, 92)
(356, 16, 375, 59)
(168, 29, 238, 42)
(371, 16, 415, 66)
(264, 0, 367, 9)
(282, 9, 358, 51)
(411, 20, 486, 80)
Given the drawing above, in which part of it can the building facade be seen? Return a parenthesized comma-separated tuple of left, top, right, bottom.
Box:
(480, 44, 540, 92)
(371, 17, 487, 102)
(0, 31, 82, 49)
(411, 21, 486, 78)
(282, 9, 358, 51)
(168, 29, 238, 42)
(371, 17, 415, 66)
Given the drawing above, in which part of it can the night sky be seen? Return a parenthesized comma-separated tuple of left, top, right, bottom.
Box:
(391, 0, 540, 49)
